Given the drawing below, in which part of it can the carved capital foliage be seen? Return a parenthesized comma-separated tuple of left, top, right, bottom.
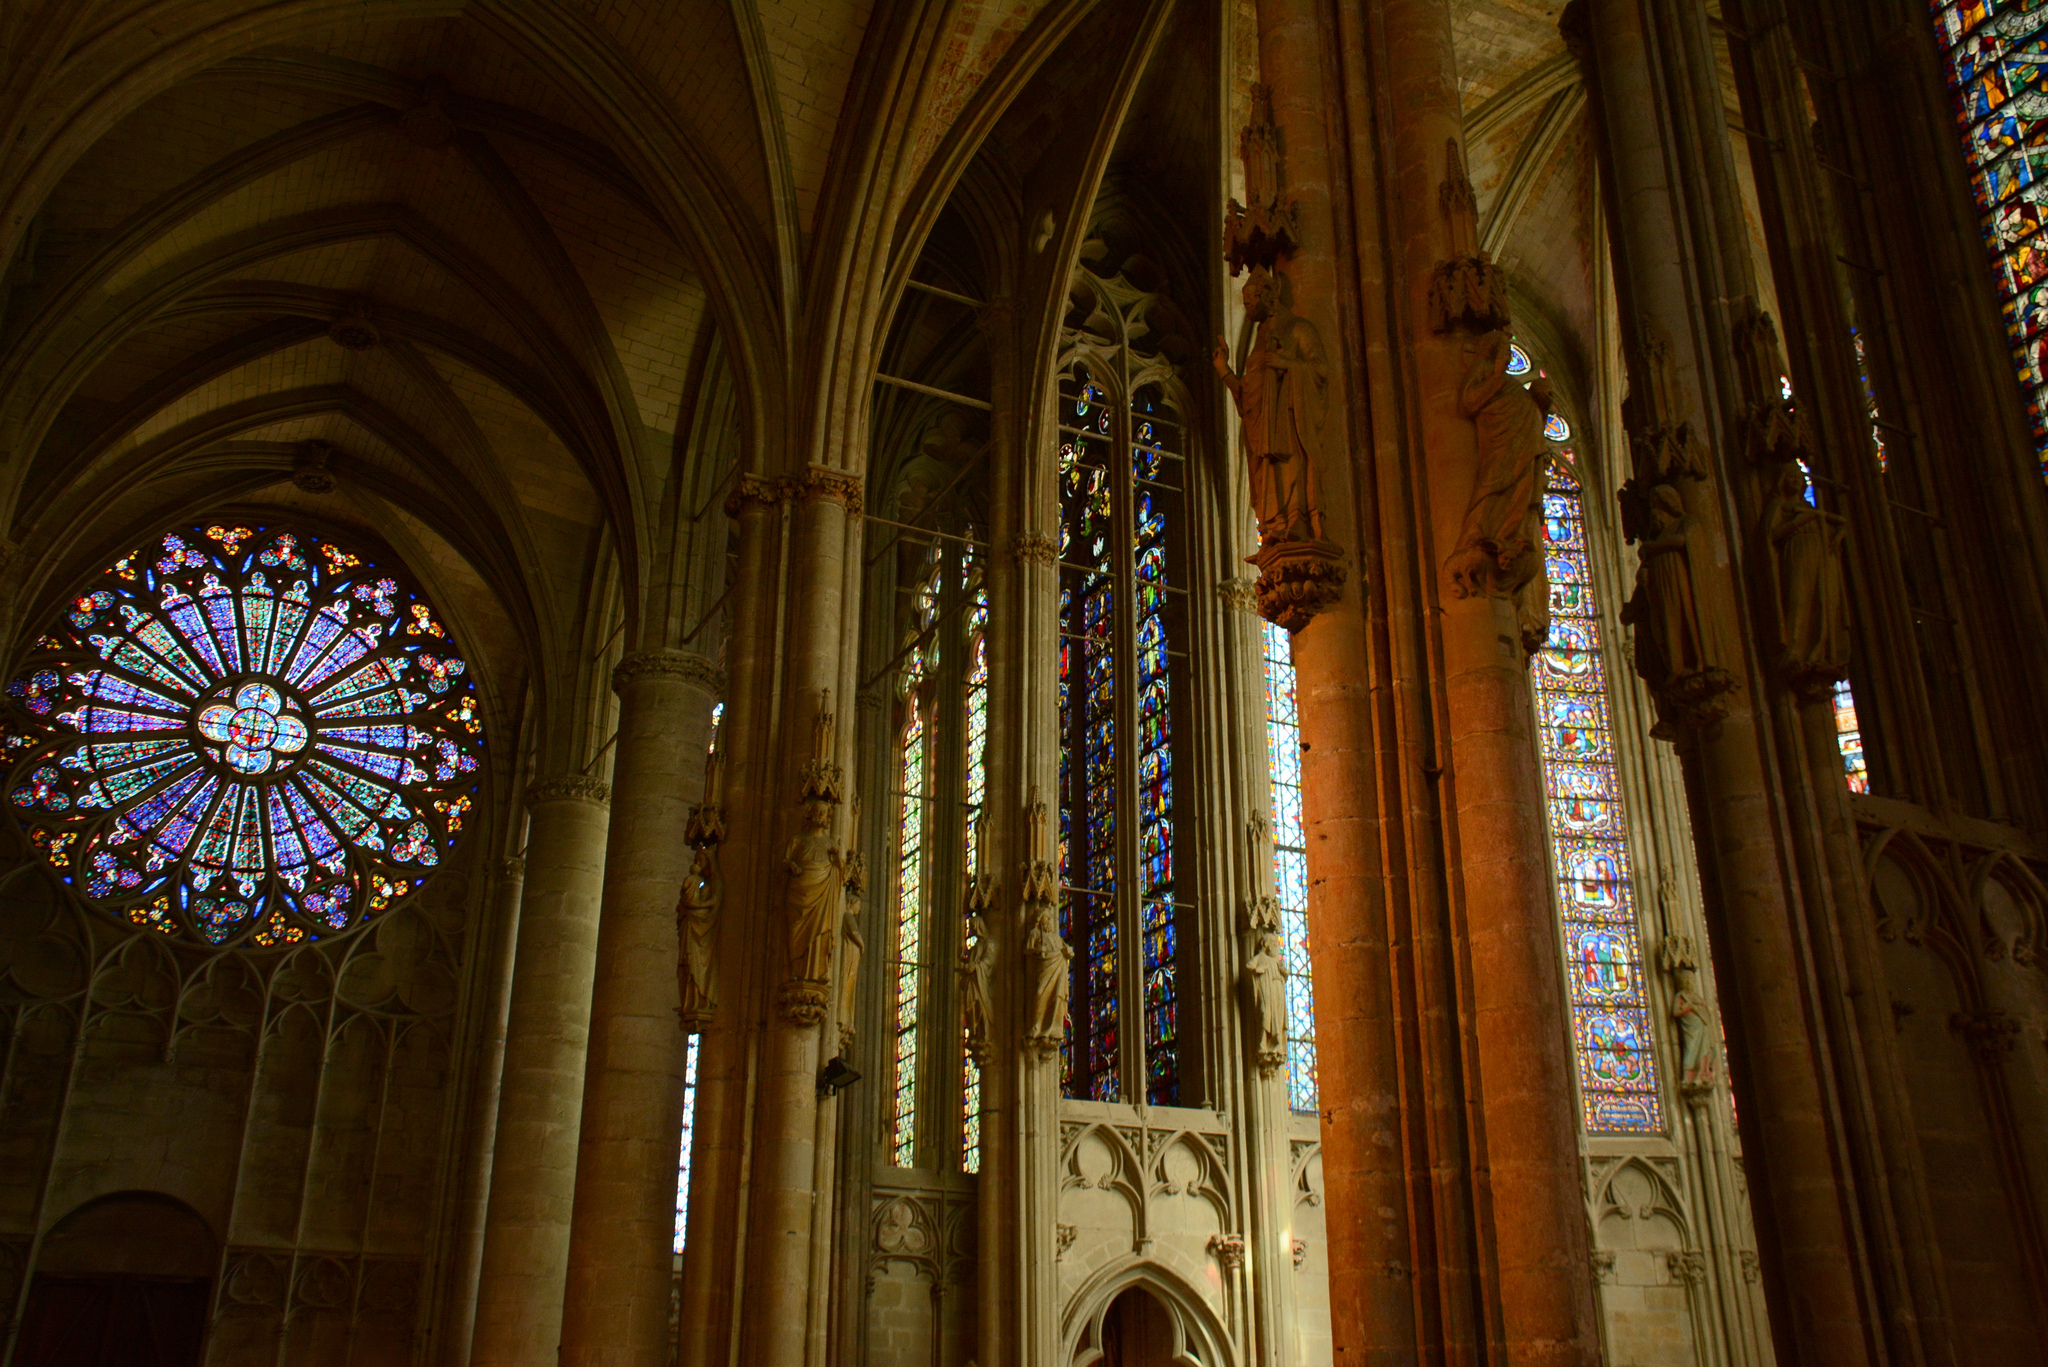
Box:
(293, 440, 339, 493)
(798, 465, 864, 516)
(1012, 531, 1057, 566)
(526, 774, 610, 808)
(1207, 1234, 1247, 1272)
(497, 856, 526, 879)
(1591, 1249, 1617, 1284)
(1429, 254, 1511, 335)
(1666, 1250, 1708, 1286)
(1248, 539, 1346, 633)
(1950, 1008, 2020, 1059)
(1739, 1250, 1761, 1283)
(327, 299, 381, 352)
(724, 473, 787, 518)
(1218, 577, 1257, 615)
(612, 649, 724, 695)
(1055, 1223, 1077, 1259)
(778, 978, 829, 1027)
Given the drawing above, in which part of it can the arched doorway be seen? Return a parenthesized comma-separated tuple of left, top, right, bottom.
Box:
(15, 1192, 215, 1367)
(1097, 1287, 1180, 1367)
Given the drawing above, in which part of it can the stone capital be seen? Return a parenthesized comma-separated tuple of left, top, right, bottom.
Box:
(525, 774, 611, 808)
(611, 648, 724, 696)
(498, 855, 527, 879)
(798, 465, 864, 517)
(724, 472, 787, 519)
(1012, 531, 1057, 566)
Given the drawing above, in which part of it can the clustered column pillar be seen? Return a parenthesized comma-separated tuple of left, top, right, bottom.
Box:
(469, 777, 610, 1367)
(559, 650, 723, 1367)
(1570, 1, 1880, 1361)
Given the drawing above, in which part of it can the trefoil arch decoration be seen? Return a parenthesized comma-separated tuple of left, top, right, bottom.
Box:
(4, 522, 483, 949)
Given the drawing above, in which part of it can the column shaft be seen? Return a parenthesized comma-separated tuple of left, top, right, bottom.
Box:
(559, 652, 720, 1367)
(470, 783, 610, 1367)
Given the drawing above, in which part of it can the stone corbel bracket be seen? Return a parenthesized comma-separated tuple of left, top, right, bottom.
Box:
(1247, 539, 1346, 634)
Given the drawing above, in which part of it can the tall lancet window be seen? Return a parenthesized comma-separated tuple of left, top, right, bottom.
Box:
(1262, 621, 1317, 1111)
(891, 556, 940, 1165)
(961, 557, 988, 1173)
(1932, 5, 2048, 474)
(1534, 440, 1664, 1134)
(1056, 274, 1191, 1106)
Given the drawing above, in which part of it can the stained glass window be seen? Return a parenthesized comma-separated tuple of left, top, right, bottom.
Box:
(1932, 2, 2048, 472)
(1057, 368, 1189, 1105)
(674, 1034, 700, 1253)
(1262, 621, 1318, 1112)
(3, 524, 481, 948)
(1534, 455, 1665, 1133)
(961, 564, 988, 1174)
(891, 563, 938, 1167)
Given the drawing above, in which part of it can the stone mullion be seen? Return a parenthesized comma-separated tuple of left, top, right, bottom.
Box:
(470, 777, 610, 1367)
(1575, 1, 1884, 1361)
(677, 480, 783, 1367)
(558, 648, 721, 1367)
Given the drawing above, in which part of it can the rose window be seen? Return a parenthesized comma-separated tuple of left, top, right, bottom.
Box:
(3, 523, 483, 948)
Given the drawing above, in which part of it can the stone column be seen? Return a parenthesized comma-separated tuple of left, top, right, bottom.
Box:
(470, 778, 611, 1367)
(740, 467, 859, 1367)
(441, 852, 526, 1367)
(1251, 2, 1421, 1357)
(558, 650, 722, 1367)
(1383, 0, 1599, 1356)
(1572, 2, 1878, 1360)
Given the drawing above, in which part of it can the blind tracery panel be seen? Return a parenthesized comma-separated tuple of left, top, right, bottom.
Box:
(4, 523, 481, 949)
(1056, 363, 1190, 1107)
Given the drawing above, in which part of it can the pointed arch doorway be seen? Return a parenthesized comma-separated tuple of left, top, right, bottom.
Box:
(1095, 1287, 1180, 1367)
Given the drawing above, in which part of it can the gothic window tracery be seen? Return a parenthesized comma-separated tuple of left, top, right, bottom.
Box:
(1262, 621, 1317, 1112)
(1055, 265, 1193, 1106)
(4, 523, 481, 949)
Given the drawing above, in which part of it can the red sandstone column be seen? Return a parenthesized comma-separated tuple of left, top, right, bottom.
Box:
(558, 650, 722, 1367)
(1380, 0, 1601, 1358)
(1255, 2, 1420, 1359)
(470, 779, 609, 1367)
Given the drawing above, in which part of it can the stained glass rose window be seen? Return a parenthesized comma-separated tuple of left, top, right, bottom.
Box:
(3, 523, 482, 948)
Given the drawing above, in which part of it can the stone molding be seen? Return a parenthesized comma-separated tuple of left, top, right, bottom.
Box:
(525, 775, 611, 808)
(611, 649, 724, 695)
(1012, 531, 1057, 566)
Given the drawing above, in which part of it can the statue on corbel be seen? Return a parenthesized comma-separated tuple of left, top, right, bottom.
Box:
(1239, 814, 1288, 1078)
(837, 801, 867, 1056)
(1429, 141, 1554, 650)
(1020, 789, 1070, 1057)
(1735, 301, 1853, 701)
(1657, 922, 1720, 1101)
(1216, 85, 1346, 634)
(781, 691, 846, 1027)
(677, 739, 727, 1033)
(960, 815, 997, 1064)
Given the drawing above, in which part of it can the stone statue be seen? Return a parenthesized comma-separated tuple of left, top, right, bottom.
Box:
(959, 913, 994, 1062)
(676, 845, 721, 1029)
(1513, 450, 1552, 652)
(1025, 902, 1071, 1048)
(782, 798, 845, 1023)
(1763, 462, 1850, 697)
(1244, 925, 1288, 1076)
(1213, 266, 1328, 547)
(1658, 934, 1718, 1091)
(1622, 483, 1706, 686)
(1447, 329, 1551, 599)
(837, 852, 866, 1051)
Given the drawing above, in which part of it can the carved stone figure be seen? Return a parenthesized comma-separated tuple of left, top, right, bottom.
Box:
(1448, 330, 1550, 600)
(960, 913, 994, 1062)
(837, 852, 866, 1052)
(1513, 451, 1552, 652)
(1025, 902, 1072, 1049)
(1658, 934, 1717, 1091)
(1763, 462, 1850, 697)
(1213, 267, 1328, 548)
(1623, 484, 1708, 686)
(781, 798, 845, 1024)
(1244, 925, 1288, 1076)
(677, 845, 721, 1030)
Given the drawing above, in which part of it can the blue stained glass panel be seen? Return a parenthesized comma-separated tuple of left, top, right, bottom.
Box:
(1263, 620, 1319, 1112)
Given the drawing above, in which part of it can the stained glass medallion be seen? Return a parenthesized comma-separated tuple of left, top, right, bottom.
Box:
(1533, 457, 1665, 1133)
(1932, 1, 2048, 470)
(3, 524, 481, 948)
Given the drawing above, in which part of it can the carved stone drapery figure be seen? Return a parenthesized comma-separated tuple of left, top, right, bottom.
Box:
(1243, 910, 1288, 1077)
(677, 845, 722, 1031)
(837, 851, 866, 1053)
(1621, 481, 1733, 731)
(960, 912, 994, 1063)
(1513, 451, 1552, 652)
(1658, 934, 1718, 1093)
(1213, 267, 1329, 548)
(1763, 463, 1851, 697)
(1448, 330, 1551, 600)
(1025, 902, 1071, 1049)
(781, 798, 845, 1024)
